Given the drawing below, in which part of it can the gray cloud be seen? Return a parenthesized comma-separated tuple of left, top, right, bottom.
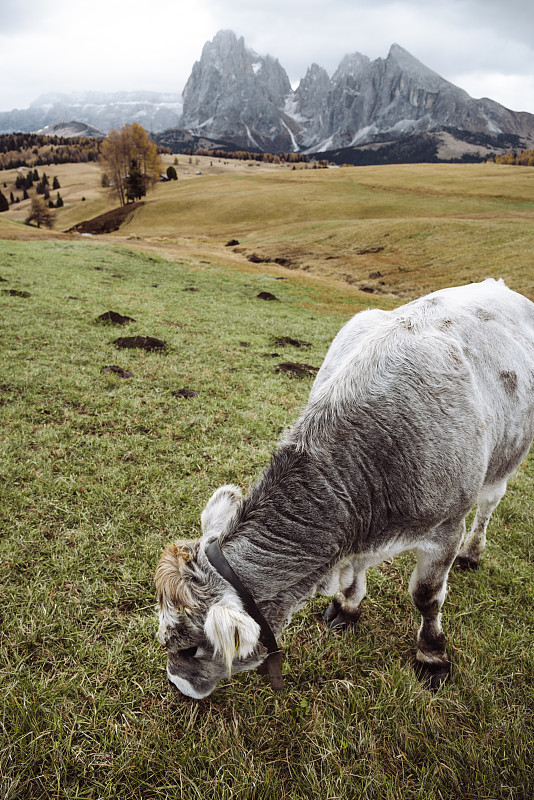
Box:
(1, 0, 47, 32)
(0, 0, 533, 114)
(203, 0, 534, 83)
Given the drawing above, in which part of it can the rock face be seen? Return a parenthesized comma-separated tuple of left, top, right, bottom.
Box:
(304, 43, 532, 152)
(290, 63, 332, 149)
(172, 32, 534, 160)
(180, 30, 296, 152)
(0, 91, 182, 135)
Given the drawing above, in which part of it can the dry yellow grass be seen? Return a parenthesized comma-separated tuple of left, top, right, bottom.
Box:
(2, 157, 533, 300)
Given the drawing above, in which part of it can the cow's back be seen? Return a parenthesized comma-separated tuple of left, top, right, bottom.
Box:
(296, 279, 534, 513)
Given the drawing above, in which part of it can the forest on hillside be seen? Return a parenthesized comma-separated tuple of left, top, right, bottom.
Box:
(493, 147, 534, 166)
(0, 133, 102, 171)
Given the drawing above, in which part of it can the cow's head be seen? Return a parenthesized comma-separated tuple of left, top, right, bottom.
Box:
(155, 485, 266, 698)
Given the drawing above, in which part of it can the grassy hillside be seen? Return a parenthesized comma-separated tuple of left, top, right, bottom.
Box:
(1, 237, 533, 800)
(2, 159, 533, 301)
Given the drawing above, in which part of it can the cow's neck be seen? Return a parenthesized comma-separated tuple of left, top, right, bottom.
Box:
(219, 443, 372, 635)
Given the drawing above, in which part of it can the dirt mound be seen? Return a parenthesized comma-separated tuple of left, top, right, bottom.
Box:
(101, 365, 134, 379)
(273, 336, 311, 349)
(257, 291, 278, 301)
(2, 289, 31, 298)
(67, 202, 144, 235)
(113, 336, 166, 351)
(96, 311, 136, 325)
(172, 388, 199, 398)
(275, 362, 318, 378)
(246, 252, 294, 268)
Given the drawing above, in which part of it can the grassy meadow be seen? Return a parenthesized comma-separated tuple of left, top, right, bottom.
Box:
(0, 161, 533, 799)
(2, 157, 534, 300)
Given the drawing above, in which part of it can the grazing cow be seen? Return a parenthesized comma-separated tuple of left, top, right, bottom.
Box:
(155, 279, 534, 698)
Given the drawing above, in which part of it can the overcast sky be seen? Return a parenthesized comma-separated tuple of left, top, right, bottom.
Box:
(1, 0, 534, 114)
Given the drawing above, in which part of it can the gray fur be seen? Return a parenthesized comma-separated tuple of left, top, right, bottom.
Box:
(156, 279, 534, 697)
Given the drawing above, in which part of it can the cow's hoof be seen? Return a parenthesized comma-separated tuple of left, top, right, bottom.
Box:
(322, 599, 341, 624)
(454, 555, 480, 570)
(414, 659, 451, 691)
(323, 600, 361, 630)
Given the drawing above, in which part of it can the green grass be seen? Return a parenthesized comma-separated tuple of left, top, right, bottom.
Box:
(1, 239, 533, 800)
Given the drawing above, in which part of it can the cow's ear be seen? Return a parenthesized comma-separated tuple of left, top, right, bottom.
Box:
(155, 540, 198, 610)
(201, 485, 243, 538)
(204, 602, 260, 674)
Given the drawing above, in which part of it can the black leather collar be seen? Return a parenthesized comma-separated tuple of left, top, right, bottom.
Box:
(205, 538, 283, 690)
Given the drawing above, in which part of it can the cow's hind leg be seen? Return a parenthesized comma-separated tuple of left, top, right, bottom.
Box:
(455, 480, 507, 569)
(323, 559, 366, 630)
(410, 523, 463, 690)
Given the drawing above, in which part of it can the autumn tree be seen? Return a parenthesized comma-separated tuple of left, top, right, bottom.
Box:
(25, 196, 54, 228)
(100, 123, 162, 207)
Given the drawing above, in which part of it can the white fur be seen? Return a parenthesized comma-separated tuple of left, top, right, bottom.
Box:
(166, 667, 211, 699)
(201, 484, 243, 538)
(204, 600, 261, 674)
(158, 601, 181, 644)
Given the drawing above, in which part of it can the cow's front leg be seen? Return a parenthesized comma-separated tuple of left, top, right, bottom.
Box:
(323, 562, 366, 630)
(410, 524, 463, 690)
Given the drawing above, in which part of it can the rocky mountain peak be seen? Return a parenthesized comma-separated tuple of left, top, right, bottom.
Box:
(385, 42, 464, 96)
(174, 32, 534, 158)
(294, 64, 330, 112)
(180, 29, 293, 150)
(334, 52, 371, 78)
(198, 29, 248, 74)
(387, 42, 418, 64)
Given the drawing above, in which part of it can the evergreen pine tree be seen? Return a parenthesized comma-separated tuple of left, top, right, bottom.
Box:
(0, 191, 9, 212)
(126, 159, 146, 202)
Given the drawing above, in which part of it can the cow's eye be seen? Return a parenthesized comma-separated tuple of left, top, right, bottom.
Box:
(180, 646, 198, 658)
